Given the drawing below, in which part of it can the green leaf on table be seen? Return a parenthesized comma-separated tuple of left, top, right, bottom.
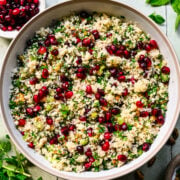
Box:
(175, 14, 180, 30)
(146, 0, 170, 6)
(171, 0, 180, 14)
(149, 13, 165, 24)
(37, 177, 43, 180)
(0, 141, 11, 153)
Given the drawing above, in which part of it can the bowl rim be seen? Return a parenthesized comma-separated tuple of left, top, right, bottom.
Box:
(0, 0, 180, 179)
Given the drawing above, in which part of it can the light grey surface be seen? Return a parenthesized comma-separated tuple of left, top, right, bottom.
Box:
(0, 0, 179, 180)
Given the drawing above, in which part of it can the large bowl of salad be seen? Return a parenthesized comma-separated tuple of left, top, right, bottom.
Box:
(0, 0, 180, 179)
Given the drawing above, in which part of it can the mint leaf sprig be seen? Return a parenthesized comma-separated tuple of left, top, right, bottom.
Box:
(149, 12, 165, 24)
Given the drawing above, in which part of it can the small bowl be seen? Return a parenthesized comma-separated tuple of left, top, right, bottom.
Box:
(0, 0, 180, 179)
(0, 0, 46, 39)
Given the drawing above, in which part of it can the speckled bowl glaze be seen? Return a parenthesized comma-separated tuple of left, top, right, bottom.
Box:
(0, 0, 180, 179)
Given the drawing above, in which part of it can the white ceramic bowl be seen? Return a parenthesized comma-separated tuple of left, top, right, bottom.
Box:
(0, 0, 46, 39)
(0, 1, 180, 179)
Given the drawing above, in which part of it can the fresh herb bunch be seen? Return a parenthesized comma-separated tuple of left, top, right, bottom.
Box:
(0, 135, 42, 180)
(146, 0, 180, 30)
(149, 12, 165, 24)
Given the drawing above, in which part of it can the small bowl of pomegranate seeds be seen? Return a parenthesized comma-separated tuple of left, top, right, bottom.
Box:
(0, 0, 45, 39)
(0, 1, 180, 179)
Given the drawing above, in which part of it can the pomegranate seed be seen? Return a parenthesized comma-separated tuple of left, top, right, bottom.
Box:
(89, 156, 95, 162)
(82, 38, 91, 47)
(98, 89, 105, 96)
(33, 94, 40, 103)
(76, 145, 84, 154)
(86, 85, 93, 94)
(136, 101, 144, 108)
(38, 46, 47, 55)
(56, 87, 62, 93)
(85, 148, 92, 157)
(0, 0, 6, 5)
(95, 92, 101, 100)
(111, 108, 120, 115)
(115, 49, 124, 57)
(99, 98, 107, 106)
(104, 132, 111, 140)
(150, 40, 158, 49)
(29, 77, 38, 85)
(49, 137, 58, 145)
(87, 127, 93, 137)
(54, 93, 64, 100)
(28, 142, 34, 148)
(142, 142, 150, 151)
(76, 73, 86, 79)
(1, 26, 7, 31)
(156, 115, 165, 125)
(106, 46, 113, 55)
(18, 119, 26, 126)
(62, 82, 69, 90)
(144, 57, 152, 67)
(161, 66, 170, 74)
(44, 39, 50, 47)
(122, 88, 128, 96)
(98, 116, 105, 124)
(117, 154, 127, 162)
(60, 74, 68, 82)
(65, 91, 73, 99)
(145, 44, 151, 52)
(79, 116, 87, 121)
(121, 122, 127, 131)
(106, 122, 115, 133)
(5, 15, 11, 22)
(118, 75, 126, 82)
(109, 68, 118, 77)
(51, 49, 59, 56)
(106, 32, 112, 37)
(34, 0, 39, 4)
(137, 41, 144, 49)
(110, 45, 117, 53)
(151, 108, 158, 116)
(61, 126, 69, 136)
(139, 55, 145, 61)
(21, 131, 25, 136)
(26, 107, 34, 116)
(75, 37, 81, 44)
(123, 50, 130, 59)
(46, 117, 53, 125)
(92, 30, 100, 39)
(76, 56, 82, 64)
(12, 8, 20, 16)
(140, 111, 149, 117)
(42, 68, 49, 79)
(130, 77, 136, 84)
(105, 112, 112, 121)
(69, 124, 76, 131)
(33, 105, 41, 113)
(84, 162, 92, 170)
(101, 141, 110, 151)
(114, 124, 121, 131)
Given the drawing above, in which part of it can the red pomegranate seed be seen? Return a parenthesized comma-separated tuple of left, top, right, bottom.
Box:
(105, 112, 112, 121)
(44, 39, 50, 47)
(104, 132, 111, 140)
(86, 85, 93, 94)
(76, 56, 82, 64)
(51, 49, 59, 56)
(12, 8, 20, 16)
(106, 32, 112, 37)
(1, 26, 7, 31)
(123, 50, 130, 59)
(99, 98, 107, 106)
(18, 119, 26, 126)
(26, 107, 34, 116)
(117, 154, 127, 162)
(121, 122, 127, 131)
(122, 88, 128, 96)
(54, 93, 64, 100)
(76, 73, 86, 79)
(34, 0, 39, 4)
(41, 86, 48, 95)
(33, 94, 40, 103)
(61, 126, 69, 136)
(111, 108, 120, 115)
(106, 46, 113, 55)
(118, 75, 126, 82)
(115, 49, 124, 57)
(82, 38, 91, 47)
(139, 55, 145, 61)
(140, 111, 149, 117)
(144, 57, 152, 67)
(33, 105, 41, 113)
(65, 91, 73, 99)
(5, 15, 11, 22)
(42, 68, 49, 79)
(75, 37, 81, 44)
(98, 116, 105, 124)
(114, 124, 121, 131)
(106, 122, 115, 133)
(21, 131, 25, 136)
(92, 30, 100, 39)
(151, 108, 158, 116)
(98, 89, 105, 96)
(95, 92, 101, 100)
(69, 124, 76, 131)
(79, 116, 87, 121)
(142, 142, 150, 151)
(161, 66, 170, 74)
(38, 46, 47, 55)
(89, 156, 95, 163)
(28, 142, 34, 148)
(0, 0, 6, 5)
(156, 115, 165, 125)
(46, 117, 53, 125)
(62, 82, 69, 90)
(87, 127, 93, 137)
(56, 87, 62, 94)
(150, 40, 158, 49)
(84, 162, 92, 170)
(109, 68, 118, 77)
(110, 45, 117, 53)
(49, 137, 58, 145)
(136, 101, 144, 108)
(145, 44, 151, 52)
(29, 77, 38, 85)
(76, 145, 84, 154)
(85, 148, 92, 157)
(101, 141, 110, 151)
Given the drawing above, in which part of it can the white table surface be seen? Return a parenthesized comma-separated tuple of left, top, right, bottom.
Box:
(0, 0, 180, 179)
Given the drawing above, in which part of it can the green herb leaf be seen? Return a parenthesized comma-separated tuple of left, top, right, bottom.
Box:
(171, 0, 180, 14)
(149, 13, 165, 24)
(175, 14, 180, 30)
(147, 0, 170, 6)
